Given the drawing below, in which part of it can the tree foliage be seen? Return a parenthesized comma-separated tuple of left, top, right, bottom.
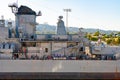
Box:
(90, 37, 98, 41)
(85, 31, 120, 45)
(93, 31, 100, 36)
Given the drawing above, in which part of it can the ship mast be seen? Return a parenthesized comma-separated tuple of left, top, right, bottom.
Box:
(16, 0, 18, 8)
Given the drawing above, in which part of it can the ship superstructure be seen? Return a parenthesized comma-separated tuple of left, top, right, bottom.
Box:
(0, 4, 120, 60)
(0, 4, 91, 60)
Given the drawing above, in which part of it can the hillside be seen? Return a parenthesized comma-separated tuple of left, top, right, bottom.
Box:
(36, 24, 118, 34)
(4, 20, 118, 34)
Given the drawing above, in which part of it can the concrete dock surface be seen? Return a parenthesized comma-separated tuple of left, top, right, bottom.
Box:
(0, 60, 120, 79)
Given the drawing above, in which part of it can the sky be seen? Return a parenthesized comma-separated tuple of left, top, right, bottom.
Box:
(0, 0, 120, 31)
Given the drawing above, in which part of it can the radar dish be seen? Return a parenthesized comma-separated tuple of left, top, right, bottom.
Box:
(59, 16, 63, 20)
(8, 2, 18, 8)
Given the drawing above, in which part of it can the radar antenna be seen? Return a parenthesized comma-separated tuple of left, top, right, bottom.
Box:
(36, 11, 42, 16)
(8, 0, 18, 14)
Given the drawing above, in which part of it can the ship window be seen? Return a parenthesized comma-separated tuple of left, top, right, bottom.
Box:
(76, 42, 78, 45)
(33, 43, 36, 47)
(80, 47, 83, 51)
(69, 44, 73, 47)
(31, 35, 34, 39)
(45, 48, 48, 53)
(30, 43, 36, 47)
(3, 45, 5, 49)
(22, 43, 27, 47)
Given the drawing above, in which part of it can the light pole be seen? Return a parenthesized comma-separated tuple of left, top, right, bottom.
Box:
(63, 9, 71, 34)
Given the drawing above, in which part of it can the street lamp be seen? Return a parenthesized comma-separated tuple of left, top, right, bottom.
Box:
(63, 9, 71, 34)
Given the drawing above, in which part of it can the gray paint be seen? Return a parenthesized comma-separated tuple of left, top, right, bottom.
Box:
(0, 60, 119, 72)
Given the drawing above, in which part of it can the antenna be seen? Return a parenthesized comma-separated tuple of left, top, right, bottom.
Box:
(1, 15, 4, 20)
(59, 16, 63, 20)
(16, 0, 18, 7)
(36, 11, 42, 16)
(8, 0, 19, 14)
(8, 2, 18, 14)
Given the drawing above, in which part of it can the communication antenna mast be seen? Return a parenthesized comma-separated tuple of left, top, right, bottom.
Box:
(16, 0, 18, 7)
(1, 15, 4, 20)
(8, 0, 18, 14)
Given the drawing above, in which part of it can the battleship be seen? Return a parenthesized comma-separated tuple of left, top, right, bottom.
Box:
(0, 3, 120, 79)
